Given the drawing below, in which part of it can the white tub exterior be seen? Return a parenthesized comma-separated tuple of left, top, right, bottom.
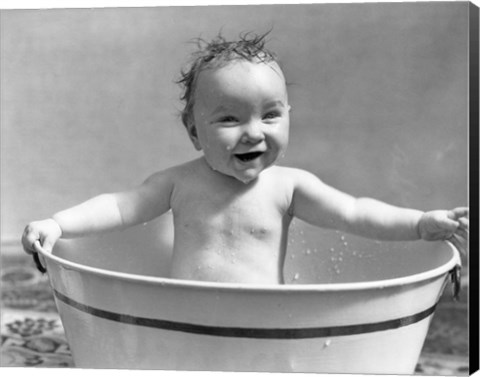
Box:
(36, 217, 461, 373)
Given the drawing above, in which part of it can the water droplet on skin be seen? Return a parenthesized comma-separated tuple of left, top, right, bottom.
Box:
(324, 339, 331, 348)
(340, 235, 345, 241)
(293, 272, 300, 281)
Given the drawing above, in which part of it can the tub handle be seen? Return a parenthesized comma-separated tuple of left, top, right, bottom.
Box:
(449, 264, 461, 301)
(447, 241, 462, 301)
(32, 240, 47, 274)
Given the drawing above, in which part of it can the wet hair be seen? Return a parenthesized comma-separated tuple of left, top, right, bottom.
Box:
(176, 31, 278, 128)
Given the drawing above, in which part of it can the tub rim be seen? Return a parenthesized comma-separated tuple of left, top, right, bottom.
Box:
(37, 240, 460, 293)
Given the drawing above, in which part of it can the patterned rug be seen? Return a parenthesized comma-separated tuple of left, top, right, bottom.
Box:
(0, 251, 470, 374)
(1, 257, 73, 368)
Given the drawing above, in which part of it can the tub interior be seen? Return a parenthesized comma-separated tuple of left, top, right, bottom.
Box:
(53, 212, 454, 285)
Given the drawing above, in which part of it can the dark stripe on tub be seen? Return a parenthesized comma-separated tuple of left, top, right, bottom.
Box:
(53, 289, 436, 339)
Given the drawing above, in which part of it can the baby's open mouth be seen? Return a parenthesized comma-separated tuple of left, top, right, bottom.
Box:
(234, 151, 264, 162)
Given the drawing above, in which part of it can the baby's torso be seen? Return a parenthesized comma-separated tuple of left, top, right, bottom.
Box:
(168, 159, 294, 284)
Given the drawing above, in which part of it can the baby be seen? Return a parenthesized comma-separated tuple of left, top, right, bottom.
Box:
(22, 33, 469, 285)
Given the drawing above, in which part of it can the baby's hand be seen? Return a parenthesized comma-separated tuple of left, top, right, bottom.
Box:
(21, 219, 62, 255)
(418, 207, 469, 255)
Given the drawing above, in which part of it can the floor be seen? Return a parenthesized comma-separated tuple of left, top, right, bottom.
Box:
(0, 249, 470, 374)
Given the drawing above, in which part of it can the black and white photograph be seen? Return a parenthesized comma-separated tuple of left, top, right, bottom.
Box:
(1, 1, 476, 375)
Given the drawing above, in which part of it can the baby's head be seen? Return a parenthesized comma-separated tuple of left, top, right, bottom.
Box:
(177, 32, 291, 183)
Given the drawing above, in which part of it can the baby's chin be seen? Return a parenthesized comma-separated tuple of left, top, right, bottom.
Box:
(202, 154, 280, 184)
(211, 167, 260, 184)
(213, 164, 273, 185)
(235, 173, 260, 185)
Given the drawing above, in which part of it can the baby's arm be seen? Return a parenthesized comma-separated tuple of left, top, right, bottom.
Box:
(22, 170, 174, 254)
(290, 169, 468, 250)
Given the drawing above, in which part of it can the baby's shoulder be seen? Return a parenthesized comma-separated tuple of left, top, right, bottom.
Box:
(267, 166, 327, 195)
(149, 159, 201, 179)
(141, 160, 199, 188)
(268, 165, 318, 184)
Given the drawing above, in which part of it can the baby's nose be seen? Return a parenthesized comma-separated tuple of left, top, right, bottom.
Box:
(241, 121, 265, 144)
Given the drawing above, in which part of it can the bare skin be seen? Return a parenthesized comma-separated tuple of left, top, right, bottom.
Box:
(21, 60, 469, 284)
(168, 159, 291, 283)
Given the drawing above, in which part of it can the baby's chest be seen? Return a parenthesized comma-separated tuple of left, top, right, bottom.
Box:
(172, 186, 290, 238)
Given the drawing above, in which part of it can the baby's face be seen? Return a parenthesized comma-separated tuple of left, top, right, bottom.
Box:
(189, 60, 290, 183)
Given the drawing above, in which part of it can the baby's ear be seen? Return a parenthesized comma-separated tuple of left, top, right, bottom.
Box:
(186, 123, 202, 151)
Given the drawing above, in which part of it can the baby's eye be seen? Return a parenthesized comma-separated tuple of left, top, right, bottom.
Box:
(218, 115, 238, 123)
(263, 111, 281, 120)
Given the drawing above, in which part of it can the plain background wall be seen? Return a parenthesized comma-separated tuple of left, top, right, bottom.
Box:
(1, 3, 468, 246)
